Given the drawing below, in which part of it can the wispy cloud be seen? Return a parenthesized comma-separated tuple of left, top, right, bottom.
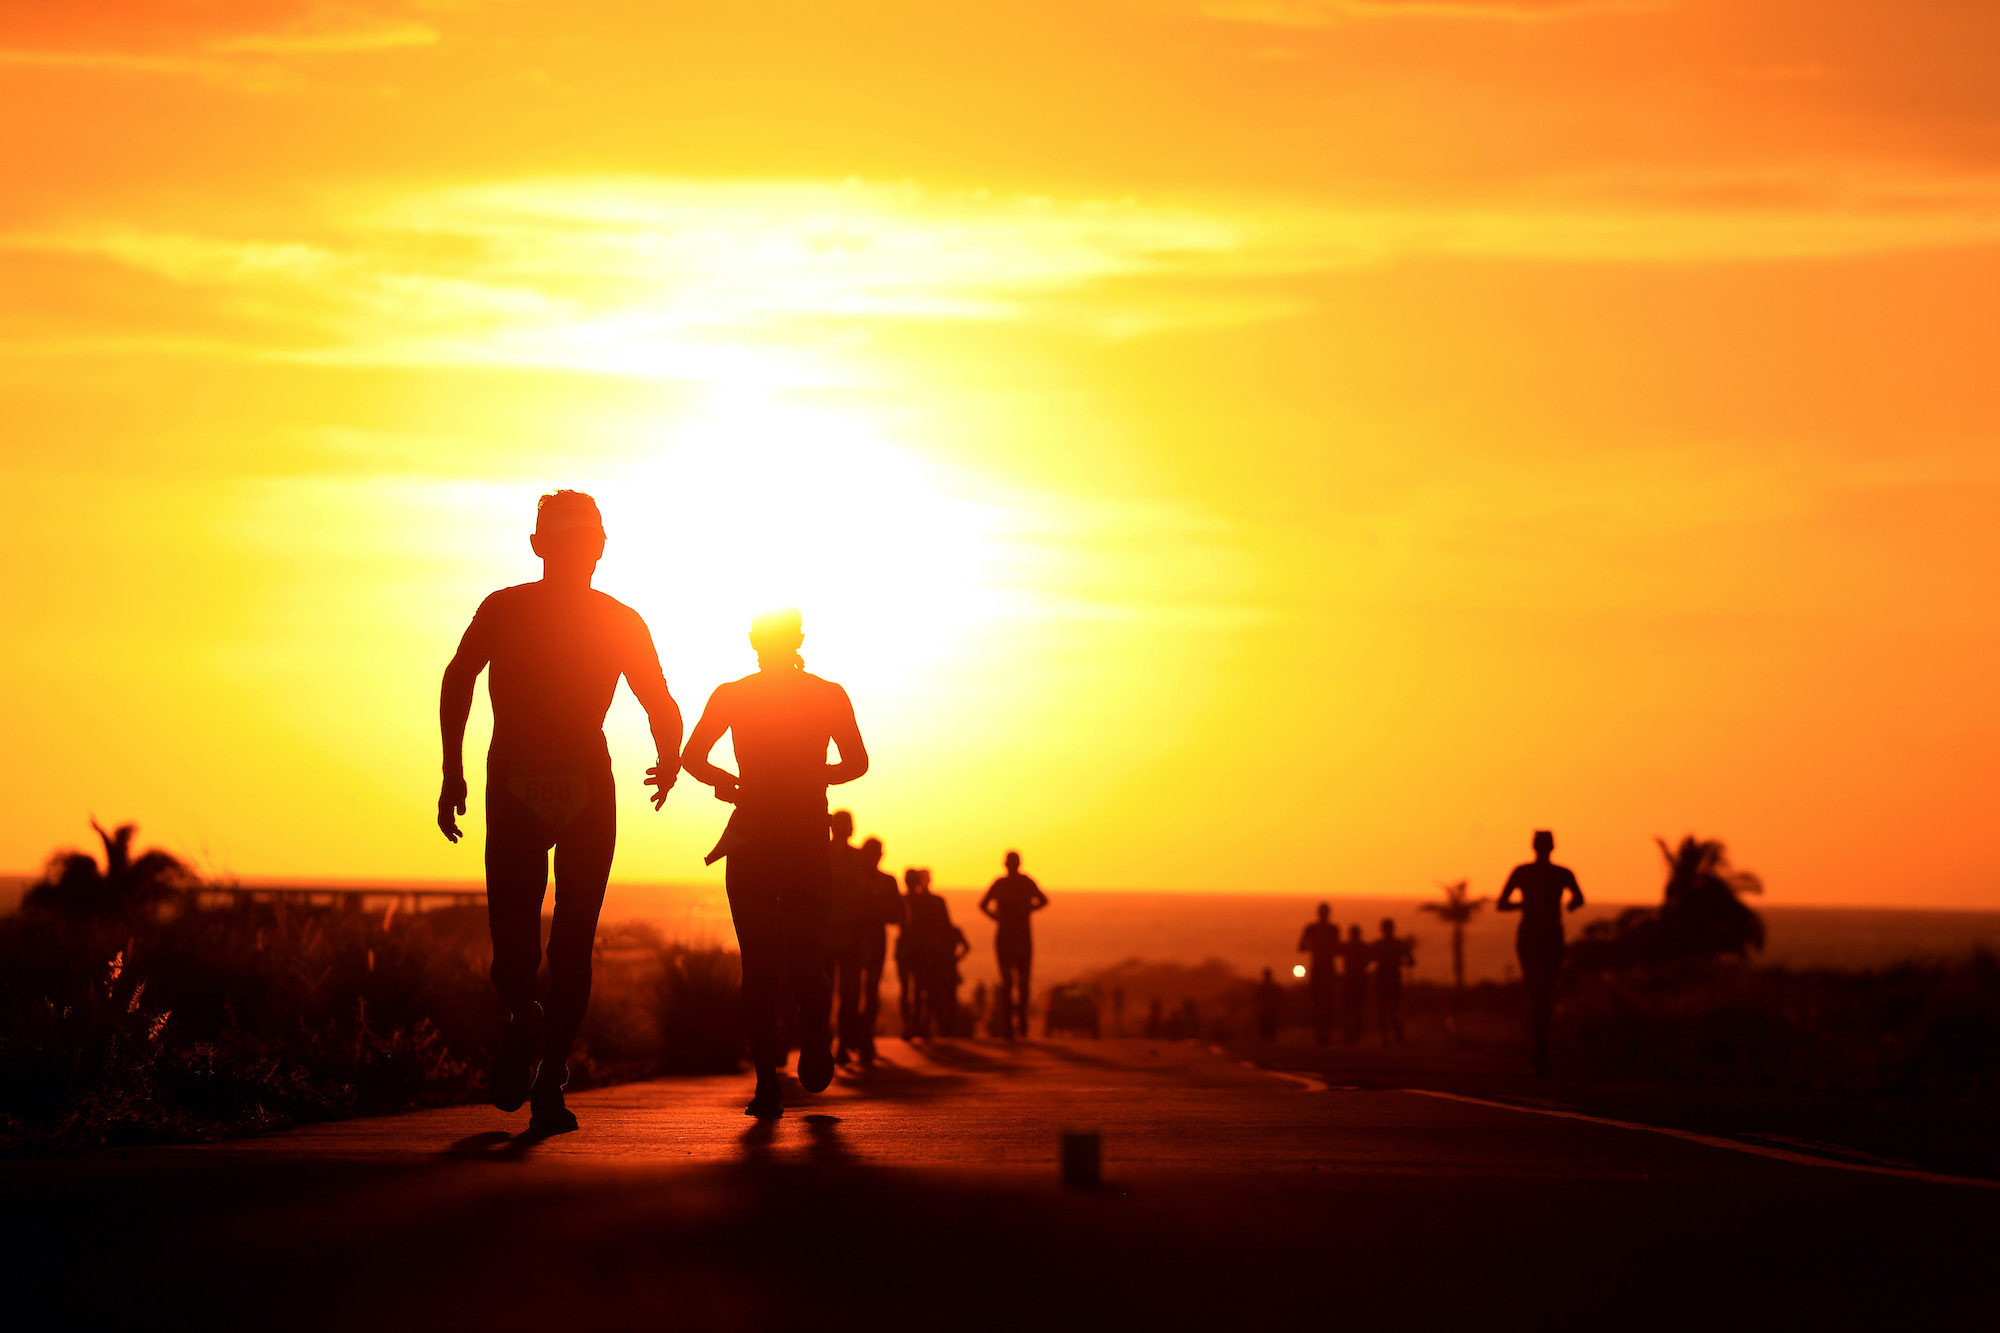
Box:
(1202, 0, 1664, 26)
(0, 0, 446, 80)
(8, 168, 2000, 377)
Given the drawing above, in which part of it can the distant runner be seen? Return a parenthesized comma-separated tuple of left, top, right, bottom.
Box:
(1371, 918, 1414, 1045)
(979, 850, 1048, 1040)
(1497, 829, 1584, 1076)
(827, 810, 868, 1067)
(895, 868, 927, 1033)
(1339, 924, 1372, 1045)
(681, 609, 868, 1118)
(437, 490, 683, 1137)
(1255, 967, 1284, 1043)
(833, 834, 902, 1067)
(1297, 903, 1341, 1046)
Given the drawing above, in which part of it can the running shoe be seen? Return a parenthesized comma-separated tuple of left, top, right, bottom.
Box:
(489, 1002, 542, 1113)
(526, 1063, 577, 1136)
(796, 1038, 835, 1093)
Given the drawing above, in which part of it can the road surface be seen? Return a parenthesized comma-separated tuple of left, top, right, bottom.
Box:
(8, 1038, 1997, 1330)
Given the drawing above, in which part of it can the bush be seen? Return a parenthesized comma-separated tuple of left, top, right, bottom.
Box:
(0, 898, 745, 1154)
(1556, 954, 2000, 1099)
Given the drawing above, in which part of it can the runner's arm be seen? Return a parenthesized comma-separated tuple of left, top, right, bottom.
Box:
(437, 614, 490, 843)
(825, 684, 869, 787)
(679, 689, 739, 802)
(1029, 879, 1048, 912)
(978, 883, 999, 920)
(1564, 868, 1585, 912)
(1496, 867, 1523, 912)
(623, 622, 684, 810)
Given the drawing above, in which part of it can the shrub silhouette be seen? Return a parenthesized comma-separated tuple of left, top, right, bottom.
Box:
(23, 821, 197, 918)
(1572, 835, 1764, 974)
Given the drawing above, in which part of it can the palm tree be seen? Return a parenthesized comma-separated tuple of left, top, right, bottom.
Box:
(1572, 834, 1762, 973)
(23, 820, 196, 917)
(1652, 834, 1764, 961)
(1419, 879, 1490, 993)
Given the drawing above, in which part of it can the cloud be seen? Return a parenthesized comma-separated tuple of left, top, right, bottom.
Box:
(1201, 0, 1664, 26)
(0, 0, 445, 74)
(7, 168, 2000, 377)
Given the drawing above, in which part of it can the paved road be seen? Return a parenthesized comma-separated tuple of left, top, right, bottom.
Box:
(10, 1039, 1999, 1330)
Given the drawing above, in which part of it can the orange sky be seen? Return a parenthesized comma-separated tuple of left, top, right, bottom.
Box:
(3, 0, 1997, 906)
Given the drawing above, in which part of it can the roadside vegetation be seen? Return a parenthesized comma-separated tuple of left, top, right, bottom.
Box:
(0, 824, 742, 1154)
(1109, 835, 2000, 1104)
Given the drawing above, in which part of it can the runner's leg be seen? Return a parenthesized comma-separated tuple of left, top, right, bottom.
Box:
(727, 848, 787, 1090)
(540, 767, 616, 1082)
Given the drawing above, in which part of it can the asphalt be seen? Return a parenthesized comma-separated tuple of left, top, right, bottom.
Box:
(9, 1038, 2000, 1330)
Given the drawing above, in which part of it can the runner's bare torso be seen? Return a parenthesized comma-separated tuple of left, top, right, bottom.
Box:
(682, 666, 867, 841)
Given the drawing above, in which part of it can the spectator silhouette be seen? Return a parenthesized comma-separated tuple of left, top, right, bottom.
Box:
(979, 850, 1048, 1039)
(1372, 918, 1413, 1045)
(1497, 829, 1585, 1076)
(1339, 925, 1372, 1044)
(682, 608, 868, 1117)
(1255, 967, 1283, 1043)
(1297, 902, 1341, 1045)
(437, 489, 683, 1137)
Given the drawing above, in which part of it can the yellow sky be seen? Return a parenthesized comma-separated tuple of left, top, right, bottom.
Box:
(3, 0, 1997, 905)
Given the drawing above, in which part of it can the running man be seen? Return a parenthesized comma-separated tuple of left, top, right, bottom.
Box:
(833, 834, 902, 1066)
(827, 811, 868, 1066)
(1496, 829, 1584, 1076)
(895, 868, 927, 1033)
(1339, 924, 1372, 1045)
(1371, 918, 1414, 1045)
(681, 609, 868, 1118)
(437, 489, 682, 1137)
(978, 850, 1048, 1040)
(1297, 903, 1341, 1046)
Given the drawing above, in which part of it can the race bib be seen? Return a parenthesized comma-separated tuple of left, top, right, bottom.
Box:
(508, 765, 590, 831)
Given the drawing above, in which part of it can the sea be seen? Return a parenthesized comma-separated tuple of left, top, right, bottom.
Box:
(8, 876, 1999, 989)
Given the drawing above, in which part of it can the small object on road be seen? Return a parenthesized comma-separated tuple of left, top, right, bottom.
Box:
(1061, 1130, 1101, 1188)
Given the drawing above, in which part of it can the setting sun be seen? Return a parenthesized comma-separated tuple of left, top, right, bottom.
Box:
(4, 0, 1998, 908)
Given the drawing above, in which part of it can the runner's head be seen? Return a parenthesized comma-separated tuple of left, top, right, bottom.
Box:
(529, 490, 605, 580)
(1348, 924, 1363, 941)
(1004, 850, 1021, 873)
(830, 809, 854, 841)
(862, 836, 883, 866)
(749, 607, 804, 670)
(1380, 917, 1397, 936)
(1533, 829, 1555, 857)
(1317, 902, 1330, 921)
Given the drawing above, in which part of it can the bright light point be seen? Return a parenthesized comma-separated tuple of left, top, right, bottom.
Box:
(1291, 964, 1307, 979)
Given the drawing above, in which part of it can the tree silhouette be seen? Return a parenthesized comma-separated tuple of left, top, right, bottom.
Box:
(23, 821, 197, 918)
(1418, 879, 1489, 993)
(1572, 835, 1763, 973)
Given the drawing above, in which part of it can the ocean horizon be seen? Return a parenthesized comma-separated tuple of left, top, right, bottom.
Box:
(12, 876, 1996, 991)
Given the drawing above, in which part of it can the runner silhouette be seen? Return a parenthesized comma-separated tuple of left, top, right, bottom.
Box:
(437, 490, 683, 1137)
(1371, 917, 1413, 1045)
(979, 850, 1047, 1040)
(833, 834, 902, 1066)
(1255, 967, 1283, 1043)
(895, 867, 925, 1033)
(1497, 829, 1584, 1076)
(681, 608, 868, 1117)
(1297, 903, 1341, 1046)
(1339, 924, 1372, 1045)
(827, 811, 866, 1067)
